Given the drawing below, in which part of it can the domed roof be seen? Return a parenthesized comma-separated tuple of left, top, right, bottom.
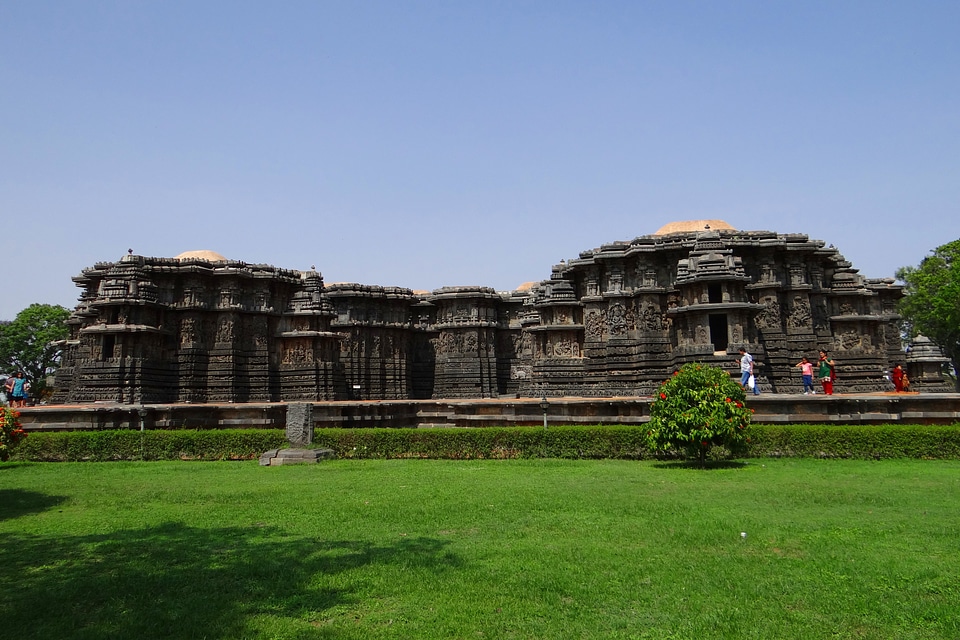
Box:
(515, 281, 538, 292)
(175, 250, 228, 262)
(653, 220, 735, 235)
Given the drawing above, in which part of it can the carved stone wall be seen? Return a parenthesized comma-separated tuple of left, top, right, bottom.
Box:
(52, 224, 909, 404)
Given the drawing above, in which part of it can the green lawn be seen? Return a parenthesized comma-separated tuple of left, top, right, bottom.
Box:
(1, 459, 958, 639)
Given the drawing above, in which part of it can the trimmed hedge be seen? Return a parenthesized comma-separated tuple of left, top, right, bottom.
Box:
(12, 429, 288, 462)
(9, 424, 960, 462)
(748, 424, 960, 459)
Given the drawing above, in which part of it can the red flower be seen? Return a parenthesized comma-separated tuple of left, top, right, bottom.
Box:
(725, 397, 731, 403)
(735, 401, 743, 408)
(660, 393, 666, 400)
(701, 441, 708, 446)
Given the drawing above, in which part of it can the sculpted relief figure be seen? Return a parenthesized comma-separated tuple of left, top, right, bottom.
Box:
(640, 304, 663, 331)
(436, 333, 455, 355)
(180, 317, 198, 346)
(521, 332, 534, 357)
(552, 339, 572, 357)
(607, 303, 627, 336)
(838, 330, 862, 351)
(695, 325, 708, 344)
(755, 297, 781, 330)
(216, 318, 235, 344)
(585, 309, 606, 341)
(788, 296, 812, 328)
(731, 324, 743, 344)
(464, 332, 478, 353)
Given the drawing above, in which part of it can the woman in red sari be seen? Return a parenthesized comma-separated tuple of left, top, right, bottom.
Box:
(891, 364, 905, 392)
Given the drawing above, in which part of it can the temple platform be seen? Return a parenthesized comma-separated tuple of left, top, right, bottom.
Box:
(14, 392, 960, 432)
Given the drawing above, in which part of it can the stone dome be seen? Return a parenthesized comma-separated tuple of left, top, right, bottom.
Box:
(653, 220, 735, 235)
(175, 250, 228, 262)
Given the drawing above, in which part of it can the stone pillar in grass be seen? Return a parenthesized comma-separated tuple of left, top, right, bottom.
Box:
(286, 403, 313, 446)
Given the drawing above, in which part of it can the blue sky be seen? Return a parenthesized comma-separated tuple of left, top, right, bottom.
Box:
(2, 1, 958, 320)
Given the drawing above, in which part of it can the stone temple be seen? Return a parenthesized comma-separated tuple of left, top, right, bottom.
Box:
(52, 221, 913, 404)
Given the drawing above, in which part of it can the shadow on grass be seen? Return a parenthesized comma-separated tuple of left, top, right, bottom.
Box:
(652, 460, 749, 471)
(0, 521, 459, 639)
(0, 489, 66, 521)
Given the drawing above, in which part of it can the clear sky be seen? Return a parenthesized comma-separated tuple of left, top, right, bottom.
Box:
(2, 1, 958, 320)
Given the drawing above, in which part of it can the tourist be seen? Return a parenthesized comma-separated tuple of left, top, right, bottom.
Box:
(795, 357, 815, 394)
(891, 364, 906, 392)
(737, 348, 760, 396)
(9, 371, 28, 408)
(2, 375, 12, 406)
(818, 351, 836, 395)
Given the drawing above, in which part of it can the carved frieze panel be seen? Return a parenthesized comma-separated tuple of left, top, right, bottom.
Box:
(788, 295, 812, 329)
(180, 317, 199, 346)
(585, 309, 607, 341)
(608, 303, 628, 336)
(836, 330, 864, 351)
(755, 296, 782, 330)
(282, 340, 314, 365)
(547, 332, 581, 358)
(639, 303, 665, 331)
(216, 317, 236, 344)
(464, 331, 478, 353)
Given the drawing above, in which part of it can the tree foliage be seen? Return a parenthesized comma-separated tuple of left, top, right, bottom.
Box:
(896, 239, 960, 390)
(0, 304, 71, 400)
(647, 363, 754, 467)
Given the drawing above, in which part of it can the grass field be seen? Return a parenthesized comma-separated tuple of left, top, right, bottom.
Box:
(1, 458, 958, 639)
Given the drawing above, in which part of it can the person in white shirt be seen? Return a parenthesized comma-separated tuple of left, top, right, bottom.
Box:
(737, 348, 760, 396)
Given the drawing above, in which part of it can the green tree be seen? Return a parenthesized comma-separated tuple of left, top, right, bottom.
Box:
(896, 239, 960, 391)
(646, 363, 753, 468)
(0, 304, 71, 400)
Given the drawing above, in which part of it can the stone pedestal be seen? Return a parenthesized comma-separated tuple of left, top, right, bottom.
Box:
(285, 403, 313, 446)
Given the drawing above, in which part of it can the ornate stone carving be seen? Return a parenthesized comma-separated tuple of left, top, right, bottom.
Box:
(585, 309, 606, 340)
(216, 318, 235, 344)
(755, 297, 781, 330)
(788, 296, 812, 328)
(640, 304, 664, 331)
(180, 318, 198, 345)
(695, 325, 708, 344)
(53, 224, 907, 404)
(608, 303, 627, 336)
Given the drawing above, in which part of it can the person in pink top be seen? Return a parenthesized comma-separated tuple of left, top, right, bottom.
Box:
(794, 357, 815, 394)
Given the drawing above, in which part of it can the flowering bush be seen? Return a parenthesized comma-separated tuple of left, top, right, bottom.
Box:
(0, 407, 27, 461)
(647, 363, 753, 467)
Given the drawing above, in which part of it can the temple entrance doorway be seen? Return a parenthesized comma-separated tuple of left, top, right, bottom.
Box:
(709, 314, 728, 353)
